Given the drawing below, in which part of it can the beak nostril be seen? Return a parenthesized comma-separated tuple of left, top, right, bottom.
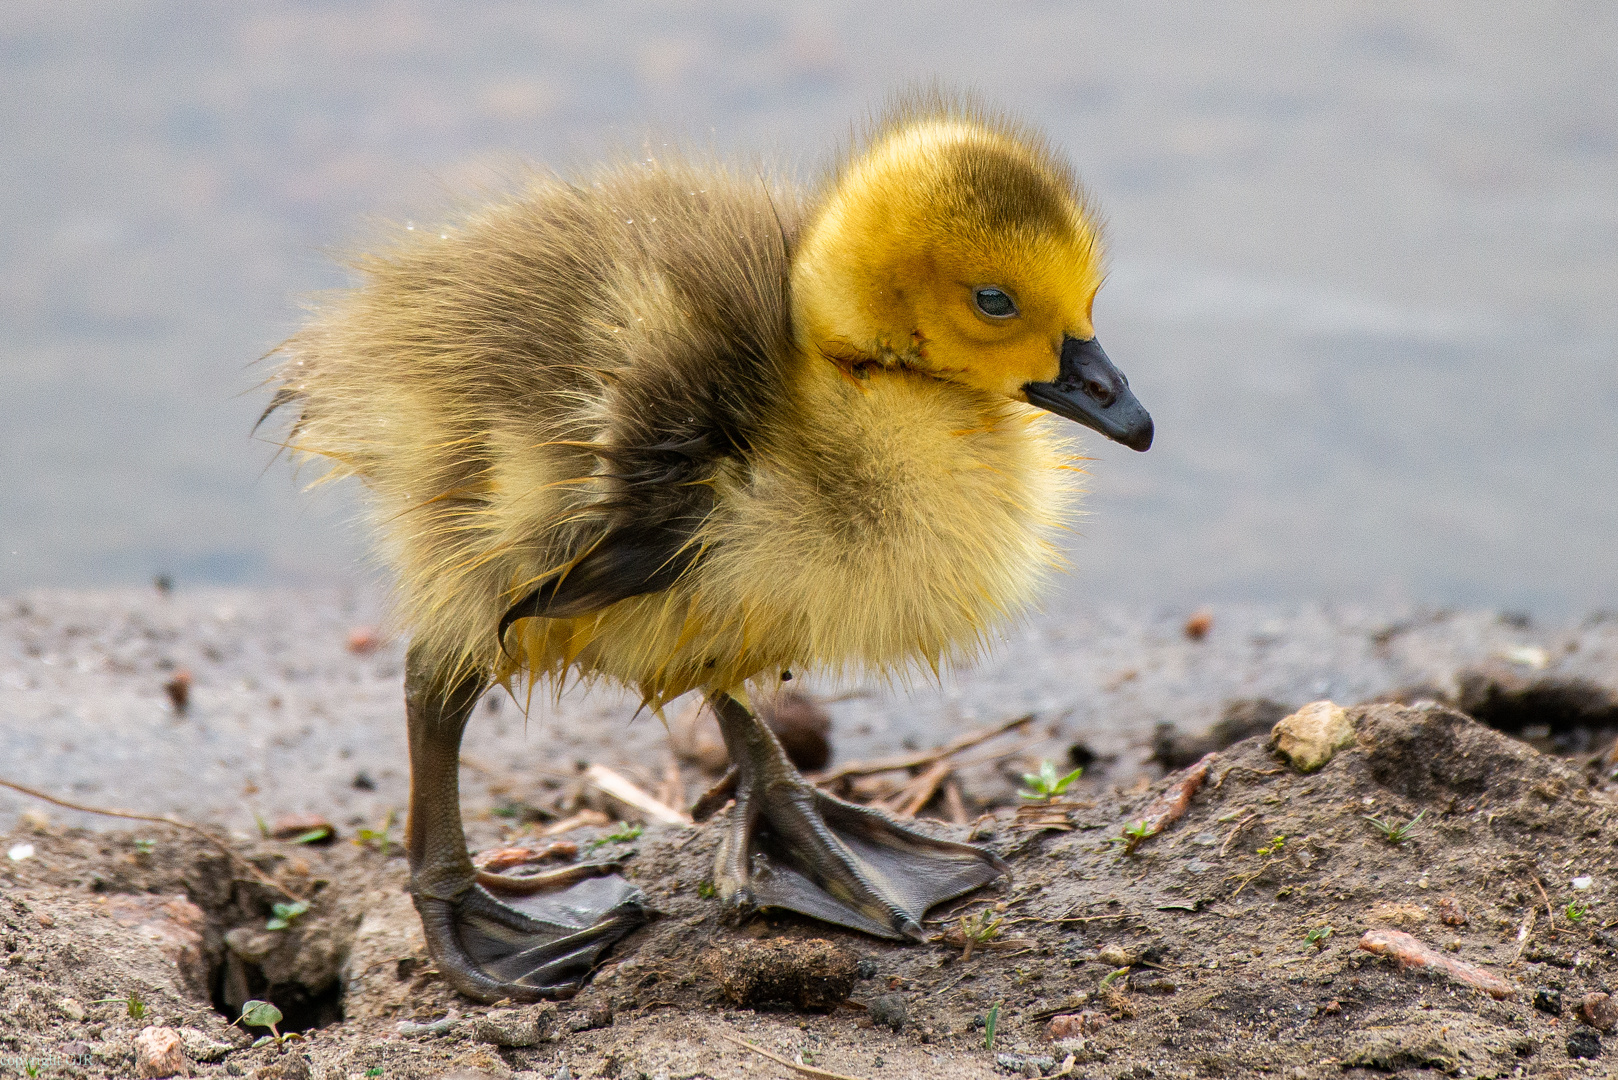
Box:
(1082, 377, 1116, 407)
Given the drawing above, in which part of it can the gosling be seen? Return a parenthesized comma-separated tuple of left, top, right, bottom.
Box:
(264, 93, 1152, 1003)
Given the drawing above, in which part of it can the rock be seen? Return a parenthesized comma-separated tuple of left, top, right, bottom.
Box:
(134, 1026, 188, 1078)
(1271, 700, 1353, 772)
(1534, 987, 1564, 1015)
(105, 894, 210, 999)
(994, 1053, 1055, 1076)
(472, 1004, 558, 1046)
(1341, 1015, 1534, 1074)
(338, 887, 434, 1021)
(705, 938, 859, 1011)
(178, 1028, 240, 1062)
(1045, 1011, 1109, 1041)
(564, 1003, 613, 1032)
(1183, 609, 1213, 641)
(855, 958, 879, 980)
(1579, 991, 1618, 1032)
(759, 690, 833, 772)
(1436, 895, 1467, 926)
(269, 813, 336, 843)
(672, 691, 832, 773)
(866, 993, 907, 1032)
(1568, 1028, 1602, 1059)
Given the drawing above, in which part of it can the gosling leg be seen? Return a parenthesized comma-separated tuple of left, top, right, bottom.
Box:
(705, 691, 1005, 939)
(405, 645, 647, 1001)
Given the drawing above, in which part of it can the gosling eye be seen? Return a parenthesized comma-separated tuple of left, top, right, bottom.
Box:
(973, 287, 1018, 319)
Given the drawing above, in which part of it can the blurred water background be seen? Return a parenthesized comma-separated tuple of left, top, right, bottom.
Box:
(3, 2, 1616, 613)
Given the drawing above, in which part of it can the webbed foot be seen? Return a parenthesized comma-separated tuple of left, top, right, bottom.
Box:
(706, 693, 1006, 939)
(413, 865, 648, 1002)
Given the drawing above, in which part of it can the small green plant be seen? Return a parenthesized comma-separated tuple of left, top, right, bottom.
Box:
(365, 1070, 384, 1078)
(236, 999, 285, 1040)
(1565, 901, 1589, 923)
(1019, 760, 1083, 802)
(252, 810, 270, 839)
(353, 810, 397, 856)
(586, 822, 643, 853)
(957, 908, 1003, 960)
(1305, 925, 1333, 951)
(1256, 835, 1287, 857)
(1113, 819, 1152, 856)
(23, 1059, 40, 1077)
(289, 825, 332, 845)
(983, 1000, 1001, 1050)
(696, 880, 716, 899)
(133, 837, 157, 855)
(127, 992, 147, 1020)
(1363, 809, 1425, 845)
(265, 900, 310, 931)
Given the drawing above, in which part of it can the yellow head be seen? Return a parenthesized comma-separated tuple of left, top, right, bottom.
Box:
(792, 99, 1152, 450)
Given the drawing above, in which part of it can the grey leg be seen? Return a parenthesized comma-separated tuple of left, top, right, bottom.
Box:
(706, 692, 1006, 940)
(405, 645, 647, 1002)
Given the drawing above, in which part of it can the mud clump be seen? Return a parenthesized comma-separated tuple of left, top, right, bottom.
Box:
(704, 938, 859, 1010)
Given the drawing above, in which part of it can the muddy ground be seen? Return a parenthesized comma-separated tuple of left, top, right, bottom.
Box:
(4, 592, 1618, 1078)
(4, 701, 1618, 1078)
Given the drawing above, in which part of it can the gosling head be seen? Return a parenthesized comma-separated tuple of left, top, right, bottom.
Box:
(793, 104, 1153, 451)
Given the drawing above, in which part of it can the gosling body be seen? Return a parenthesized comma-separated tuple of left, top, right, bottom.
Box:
(268, 94, 1152, 1002)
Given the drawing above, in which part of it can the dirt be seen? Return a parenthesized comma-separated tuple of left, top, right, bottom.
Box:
(5, 699, 1618, 1079)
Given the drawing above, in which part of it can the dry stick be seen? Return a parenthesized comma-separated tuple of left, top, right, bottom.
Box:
(811, 714, 1033, 785)
(1513, 906, 1538, 962)
(889, 761, 952, 818)
(942, 777, 969, 825)
(717, 1031, 868, 1080)
(1218, 813, 1261, 858)
(0, 776, 294, 899)
(583, 763, 691, 826)
(1530, 877, 1557, 938)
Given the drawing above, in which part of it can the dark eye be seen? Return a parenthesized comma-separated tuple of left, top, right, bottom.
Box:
(974, 287, 1018, 318)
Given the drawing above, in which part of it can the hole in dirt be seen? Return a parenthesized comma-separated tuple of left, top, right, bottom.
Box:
(1454, 670, 1618, 757)
(213, 959, 344, 1033)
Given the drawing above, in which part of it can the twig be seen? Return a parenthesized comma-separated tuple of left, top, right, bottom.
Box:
(942, 778, 969, 824)
(717, 1031, 868, 1080)
(1530, 877, 1557, 938)
(534, 809, 611, 837)
(1359, 929, 1515, 999)
(1218, 813, 1260, 857)
(0, 776, 294, 899)
(886, 761, 951, 818)
(811, 714, 1033, 784)
(583, 764, 692, 826)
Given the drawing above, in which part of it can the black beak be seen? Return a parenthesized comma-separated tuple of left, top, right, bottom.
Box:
(1023, 336, 1153, 451)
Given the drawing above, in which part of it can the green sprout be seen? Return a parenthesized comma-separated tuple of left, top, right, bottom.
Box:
(983, 1001, 1001, 1050)
(1363, 809, 1425, 845)
(1019, 760, 1083, 802)
(1565, 901, 1589, 924)
(696, 880, 716, 899)
(957, 908, 1003, 960)
(265, 900, 310, 931)
(252, 810, 270, 839)
(585, 822, 643, 853)
(289, 826, 332, 845)
(1113, 819, 1152, 856)
(353, 810, 397, 856)
(133, 838, 157, 855)
(1305, 925, 1333, 951)
(365, 1070, 384, 1078)
(89, 993, 147, 1019)
(237, 999, 284, 1040)
(1256, 835, 1287, 857)
(23, 1060, 40, 1077)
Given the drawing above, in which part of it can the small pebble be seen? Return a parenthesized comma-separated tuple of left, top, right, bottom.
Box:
(867, 993, 906, 1032)
(6, 843, 35, 862)
(1534, 987, 1564, 1015)
(1183, 609, 1213, 640)
(1437, 896, 1467, 926)
(163, 670, 192, 713)
(1572, 875, 1594, 890)
(856, 958, 879, 979)
(1567, 1028, 1602, 1059)
(134, 1026, 186, 1079)
(1579, 992, 1618, 1033)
